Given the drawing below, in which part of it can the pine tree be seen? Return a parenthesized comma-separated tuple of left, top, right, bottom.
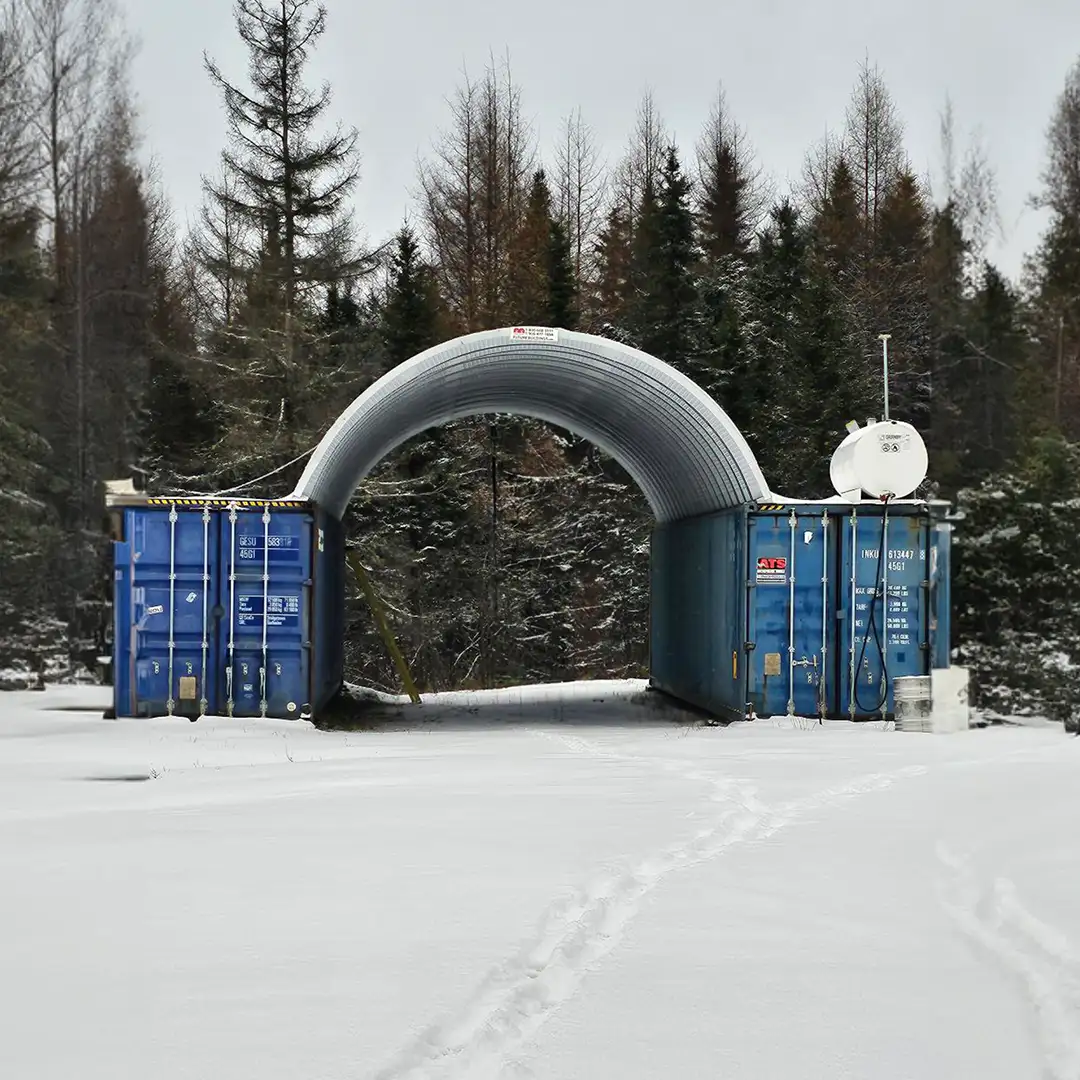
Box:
(592, 201, 633, 330)
(195, 0, 367, 486)
(955, 435, 1080, 721)
(1027, 56, 1080, 442)
(738, 200, 811, 488)
(506, 170, 578, 328)
(509, 170, 556, 324)
(629, 146, 698, 376)
(872, 170, 931, 424)
(382, 225, 441, 365)
(811, 157, 861, 282)
(547, 216, 577, 329)
(695, 85, 767, 262)
(0, 211, 65, 671)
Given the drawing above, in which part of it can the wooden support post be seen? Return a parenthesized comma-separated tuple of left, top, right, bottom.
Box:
(346, 550, 422, 705)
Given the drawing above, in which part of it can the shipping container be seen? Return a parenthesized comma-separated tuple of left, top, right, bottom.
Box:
(929, 516, 953, 671)
(650, 501, 951, 722)
(108, 497, 344, 719)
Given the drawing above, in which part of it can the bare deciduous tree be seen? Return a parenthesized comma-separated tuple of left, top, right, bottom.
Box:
(553, 108, 606, 281)
(798, 128, 846, 222)
(187, 162, 251, 330)
(843, 58, 906, 235)
(936, 95, 1001, 273)
(610, 90, 667, 235)
(27, 0, 129, 280)
(418, 54, 534, 331)
(0, 1, 41, 212)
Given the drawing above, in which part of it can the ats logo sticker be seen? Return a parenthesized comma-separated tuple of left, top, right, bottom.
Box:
(756, 556, 787, 584)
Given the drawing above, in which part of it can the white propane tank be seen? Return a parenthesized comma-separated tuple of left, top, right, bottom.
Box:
(829, 420, 928, 500)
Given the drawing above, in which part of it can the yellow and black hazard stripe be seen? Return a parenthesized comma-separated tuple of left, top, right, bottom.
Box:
(144, 497, 309, 508)
(756, 503, 788, 511)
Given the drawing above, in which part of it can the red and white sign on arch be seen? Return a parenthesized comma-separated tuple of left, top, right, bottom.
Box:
(508, 326, 559, 342)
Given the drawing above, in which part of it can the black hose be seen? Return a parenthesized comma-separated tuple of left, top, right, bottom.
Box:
(854, 499, 891, 716)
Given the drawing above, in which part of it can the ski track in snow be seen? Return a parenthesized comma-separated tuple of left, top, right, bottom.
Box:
(937, 844, 1080, 1080)
(369, 732, 927, 1080)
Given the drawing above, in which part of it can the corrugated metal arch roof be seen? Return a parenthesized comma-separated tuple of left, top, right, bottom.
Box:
(289, 327, 771, 521)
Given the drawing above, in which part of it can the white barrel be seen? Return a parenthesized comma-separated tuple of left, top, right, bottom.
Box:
(830, 420, 928, 501)
(894, 675, 933, 731)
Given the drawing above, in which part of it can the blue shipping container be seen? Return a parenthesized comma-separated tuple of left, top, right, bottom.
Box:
(929, 518, 953, 671)
(111, 499, 344, 719)
(650, 501, 947, 722)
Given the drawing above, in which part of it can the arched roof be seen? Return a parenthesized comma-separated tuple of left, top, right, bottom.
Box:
(289, 326, 770, 521)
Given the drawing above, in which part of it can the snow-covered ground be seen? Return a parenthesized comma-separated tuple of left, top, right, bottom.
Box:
(1, 682, 1078, 1079)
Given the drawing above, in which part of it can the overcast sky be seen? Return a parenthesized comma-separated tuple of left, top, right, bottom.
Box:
(119, 0, 1080, 281)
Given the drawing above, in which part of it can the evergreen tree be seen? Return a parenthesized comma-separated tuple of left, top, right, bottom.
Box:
(592, 201, 633, 330)
(695, 85, 766, 262)
(546, 216, 577, 328)
(629, 147, 698, 376)
(955, 434, 1080, 722)
(811, 157, 862, 282)
(872, 170, 931, 424)
(738, 199, 866, 496)
(382, 225, 441, 365)
(509, 170, 557, 324)
(195, 0, 368, 487)
(738, 200, 810, 487)
(0, 210, 66, 672)
(1027, 57, 1080, 442)
(505, 169, 578, 328)
(923, 199, 970, 491)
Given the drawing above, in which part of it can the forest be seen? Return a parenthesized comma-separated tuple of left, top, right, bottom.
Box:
(1, 0, 1078, 718)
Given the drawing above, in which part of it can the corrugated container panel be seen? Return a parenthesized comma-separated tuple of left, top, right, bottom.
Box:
(649, 509, 745, 720)
(649, 501, 938, 721)
(110, 499, 341, 721)
(312, 509, 346, 713)
(837, 506, 931, 718)
(218, 506, 312, 718)
(929, 521, 952, 670)
(745, 508, 832, 719)
(113, 505, 221, 718)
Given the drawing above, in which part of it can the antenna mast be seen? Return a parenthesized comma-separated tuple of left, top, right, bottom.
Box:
(879, 333, 891, 422)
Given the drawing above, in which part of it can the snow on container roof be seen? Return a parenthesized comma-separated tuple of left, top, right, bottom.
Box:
(290, 327, 770, 522)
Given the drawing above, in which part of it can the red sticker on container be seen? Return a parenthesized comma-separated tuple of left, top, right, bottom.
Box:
(756, 556, 787, 584)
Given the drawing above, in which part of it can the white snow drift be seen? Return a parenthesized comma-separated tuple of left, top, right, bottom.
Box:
(1, 683, 1078, 1080)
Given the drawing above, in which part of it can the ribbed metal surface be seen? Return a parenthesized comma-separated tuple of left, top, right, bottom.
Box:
(290, 327, 769, 521)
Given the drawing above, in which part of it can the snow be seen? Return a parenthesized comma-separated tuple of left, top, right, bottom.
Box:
(2, 683, 1079, 1079)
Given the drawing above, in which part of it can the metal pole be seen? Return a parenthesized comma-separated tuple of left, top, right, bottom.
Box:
(200, 503, 210, 717)
(787, 510, 797, 716)
(879, 333, 891, 422)
(227, 503, 237, 717)
(166, 503, 177, 716)
(260, 506, 270, 718)
(881, 508, 890, 719)
(849, 508, 858, 719)
(820, 510, 829, 722)
(1057, 314, 1065, 427)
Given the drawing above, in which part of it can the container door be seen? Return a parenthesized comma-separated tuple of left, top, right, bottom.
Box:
(112, 539, 134, 717)
(746, 511, 832, 718)
(929, 522, 952, 669)
(128, 505, 219, 717)
(220, 506, 312, 718)
(839, 509, 930, 717)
